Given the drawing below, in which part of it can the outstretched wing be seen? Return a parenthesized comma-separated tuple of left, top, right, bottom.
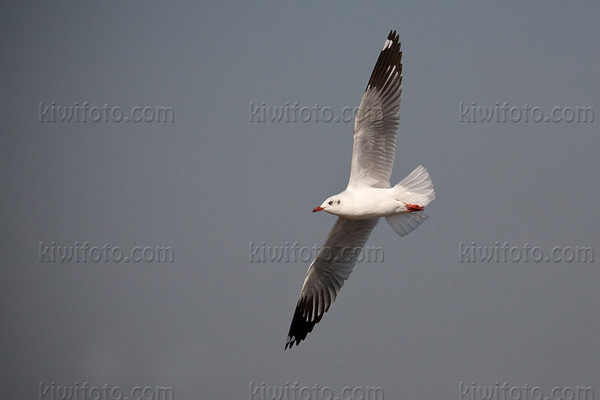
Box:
(348, 30, 403, 188)
(285, 217, 379, 349)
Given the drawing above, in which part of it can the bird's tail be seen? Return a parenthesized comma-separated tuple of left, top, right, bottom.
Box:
(386, 166, 435, 237)
(393, 165, 435, 206)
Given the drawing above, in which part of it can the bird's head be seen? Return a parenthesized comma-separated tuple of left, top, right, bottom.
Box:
(313, 196, 342, 213)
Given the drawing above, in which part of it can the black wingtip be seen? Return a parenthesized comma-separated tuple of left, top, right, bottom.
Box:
(284, 302, 313, 349)
(284, 298, 324, 350)
(366, 30, 402, 91)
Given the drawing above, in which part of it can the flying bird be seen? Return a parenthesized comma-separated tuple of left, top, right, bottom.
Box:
(285, 30, 436, 349)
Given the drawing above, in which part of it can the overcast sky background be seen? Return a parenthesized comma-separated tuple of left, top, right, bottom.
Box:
(1, 1, 599, 399)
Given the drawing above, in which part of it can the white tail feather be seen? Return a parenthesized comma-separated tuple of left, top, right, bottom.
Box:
(386, 166, 435, 237)
(386, 212, 429, 237)
(394, 165, 435, 207)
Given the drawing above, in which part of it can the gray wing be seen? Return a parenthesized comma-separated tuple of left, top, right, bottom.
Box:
(285, 217, 379, 349)
(348, 30, 403, 188)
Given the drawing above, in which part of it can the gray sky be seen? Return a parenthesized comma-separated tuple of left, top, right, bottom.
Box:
(1, 1, 599, 399)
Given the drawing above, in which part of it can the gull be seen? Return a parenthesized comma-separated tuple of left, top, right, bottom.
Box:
(285, 30, 436, 349)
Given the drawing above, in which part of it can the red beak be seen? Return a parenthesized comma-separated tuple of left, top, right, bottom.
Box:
(312, 206, 324, 212)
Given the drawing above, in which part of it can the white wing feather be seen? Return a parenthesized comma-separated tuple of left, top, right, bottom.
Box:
(348, 31, 403, 188)
(285, 217, 378, 349)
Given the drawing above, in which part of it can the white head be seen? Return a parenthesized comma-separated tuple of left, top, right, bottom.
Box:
(313, 195, 343, 215)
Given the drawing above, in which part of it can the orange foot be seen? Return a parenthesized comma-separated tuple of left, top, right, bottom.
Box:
(403, 202, 424, 212)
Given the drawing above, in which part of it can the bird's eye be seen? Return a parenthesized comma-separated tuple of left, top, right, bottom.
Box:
(337, 200, 341, 204)
(328, 201, 334, 205)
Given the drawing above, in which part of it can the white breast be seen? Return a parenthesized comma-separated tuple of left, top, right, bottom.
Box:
(332, 187, 400, 219)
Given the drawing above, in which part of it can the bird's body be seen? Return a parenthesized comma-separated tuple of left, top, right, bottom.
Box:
(322, 186, 419, 219)
(285, 30, 436, 349)
(327, 187, 402, 219)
